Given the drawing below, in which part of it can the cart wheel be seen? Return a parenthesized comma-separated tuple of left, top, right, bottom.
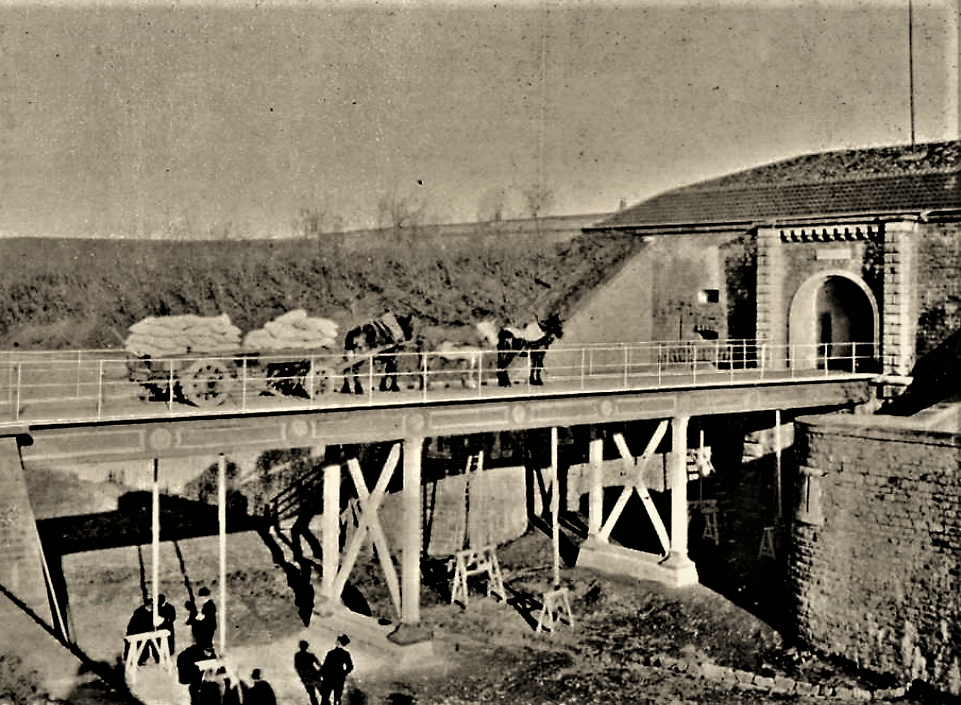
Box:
(306, 362, 340, 398)
(180, 359, 237, 408)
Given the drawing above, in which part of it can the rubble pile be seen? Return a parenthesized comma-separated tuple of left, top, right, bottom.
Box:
(125, 314, 243, 358)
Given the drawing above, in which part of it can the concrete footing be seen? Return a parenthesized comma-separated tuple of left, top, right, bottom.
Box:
(576, 539, 699, 587)
(318, 608, 434, 666)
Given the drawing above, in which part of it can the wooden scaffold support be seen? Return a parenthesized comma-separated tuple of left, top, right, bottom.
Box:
(449, 451, 507, 607)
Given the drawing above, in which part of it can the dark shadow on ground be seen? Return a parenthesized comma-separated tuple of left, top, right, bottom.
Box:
(0, 580, 142, 704)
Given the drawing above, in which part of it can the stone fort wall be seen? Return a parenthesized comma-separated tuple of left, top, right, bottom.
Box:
(790, 415, 961, 695)
(916, 221, 961, 359)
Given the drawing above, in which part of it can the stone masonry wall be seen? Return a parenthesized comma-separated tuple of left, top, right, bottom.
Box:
(791, 415, 961, 694)
(915, 221, 961, 360)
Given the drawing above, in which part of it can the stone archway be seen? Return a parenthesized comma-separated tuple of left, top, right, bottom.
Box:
(788, 272, 878, 371)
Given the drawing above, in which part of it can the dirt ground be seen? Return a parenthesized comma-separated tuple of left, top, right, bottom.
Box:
(52, 517, 914, 705)
(28, 427, 933, 705)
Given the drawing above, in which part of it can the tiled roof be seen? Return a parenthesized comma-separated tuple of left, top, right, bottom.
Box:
(594, 140, 961, 230)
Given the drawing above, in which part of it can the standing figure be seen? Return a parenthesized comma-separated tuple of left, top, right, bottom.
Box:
(187, 587, 217, 654)
(320, 634, 354, 705)
(176, 644, 207, 705)
(245, 669, 277, 705)
(124, 599, 159, 665)
(156, 594, 177, 657)
(294, 640, 322, 705)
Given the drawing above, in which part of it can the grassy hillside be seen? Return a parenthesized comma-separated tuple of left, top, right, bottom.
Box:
(0, 230, 640, 350)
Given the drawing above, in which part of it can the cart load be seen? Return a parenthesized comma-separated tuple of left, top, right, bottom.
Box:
(125, 311, 408, 408)
(125, 314, 243, 357)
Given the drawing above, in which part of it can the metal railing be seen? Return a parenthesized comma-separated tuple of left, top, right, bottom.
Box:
(0, 339, 877, 426)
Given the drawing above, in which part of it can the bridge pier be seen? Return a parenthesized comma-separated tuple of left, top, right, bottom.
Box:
(388, 435, 433, 647)
(577, 415, 699, 588)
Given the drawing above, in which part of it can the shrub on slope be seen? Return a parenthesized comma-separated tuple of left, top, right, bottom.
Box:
(0, 231, 640, 350)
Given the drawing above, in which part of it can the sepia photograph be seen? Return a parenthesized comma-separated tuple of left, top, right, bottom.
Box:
(0, 0, 958, 703)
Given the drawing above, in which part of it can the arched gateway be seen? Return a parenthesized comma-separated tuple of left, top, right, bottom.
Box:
(788, 272, 878, 372)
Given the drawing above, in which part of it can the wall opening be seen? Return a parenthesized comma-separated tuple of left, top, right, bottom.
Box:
(789, 273, 878, 372)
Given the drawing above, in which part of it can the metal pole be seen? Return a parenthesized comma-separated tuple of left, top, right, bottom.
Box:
(218, 454, 227, 655)
(152, 459, 160, 621)
(76, 350, 83, 400)
(97, 360, 104, 420)
(775, 410, 783, 524)
(551, 427, 560, 589)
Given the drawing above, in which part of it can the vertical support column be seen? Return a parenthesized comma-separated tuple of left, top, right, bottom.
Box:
(588, 438, 604, 539)
(666, 415, 696, 580)
(151, 458, 160, 619)
(217, 454, 226, 656)
(550, 427, 560, 589)
(320, 462, 340, 605)
(401, 436, 423, 627)
(774, 410, 783, 524)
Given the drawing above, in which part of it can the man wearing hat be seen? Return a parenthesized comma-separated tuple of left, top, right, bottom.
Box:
(320, 634, 353, 705)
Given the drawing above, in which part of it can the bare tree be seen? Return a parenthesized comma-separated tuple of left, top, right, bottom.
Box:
(521, 182, 554, 222)
(376, 188, 429, 245)
(476, 187, 508, 223)
(295, 199, 345, 240)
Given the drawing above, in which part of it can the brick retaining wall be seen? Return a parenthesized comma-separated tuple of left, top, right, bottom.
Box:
(791, 414, 961, 695)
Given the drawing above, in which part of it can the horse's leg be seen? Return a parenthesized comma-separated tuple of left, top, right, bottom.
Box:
(381, 355, 400, 392)
(463, 354, 478, 389)
(530, 349, 546, 385)
(497, 342, 516, 387)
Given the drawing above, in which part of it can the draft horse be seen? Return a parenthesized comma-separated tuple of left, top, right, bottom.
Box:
(496, 312, 563, 387)
(342, 312, 415, 394)
(415, 320, 500, 390)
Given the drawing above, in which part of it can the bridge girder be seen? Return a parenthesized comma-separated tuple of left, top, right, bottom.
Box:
(10, 378, 871, 468)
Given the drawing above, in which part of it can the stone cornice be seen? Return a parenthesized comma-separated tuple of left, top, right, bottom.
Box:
(779, 224, 878, 243)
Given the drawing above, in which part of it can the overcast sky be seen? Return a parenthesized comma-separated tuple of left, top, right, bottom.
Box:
(0, 0, 957, 238)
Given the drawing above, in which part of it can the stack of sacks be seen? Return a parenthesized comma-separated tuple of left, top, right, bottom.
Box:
(125, 314, 243, 358)
(242, 309, 340, 351)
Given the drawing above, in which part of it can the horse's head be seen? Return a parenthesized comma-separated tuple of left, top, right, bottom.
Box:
(395, 313, 416, 343)
(475, 319, 499, 348)
(539, 312, 564, 341)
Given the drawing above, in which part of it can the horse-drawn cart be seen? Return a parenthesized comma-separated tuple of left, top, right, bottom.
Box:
(125, 311, 413, 408)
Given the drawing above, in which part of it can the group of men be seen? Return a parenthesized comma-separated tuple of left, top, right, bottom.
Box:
(127, 588, 353, 705)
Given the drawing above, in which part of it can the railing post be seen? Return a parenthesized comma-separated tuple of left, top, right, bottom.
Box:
(851, 342, 857, 373)
(422, 352, 429, 403)
(657, 343, 662, 386)
(76, 349, 83, 400)
(580, 348, 586, 390)
(15, 362, 22, 421)
(241, 357, 248, 411)
(168, 360, 175, 414)
(368, 354, 375, 403)
(97, 359, 104, 420)
(476, 350, 484, 397)
(623, 345, 629, 388)
(824, 343, 830, 376)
